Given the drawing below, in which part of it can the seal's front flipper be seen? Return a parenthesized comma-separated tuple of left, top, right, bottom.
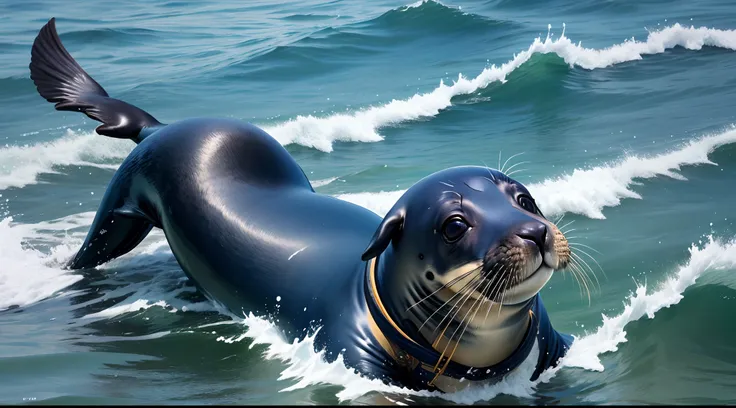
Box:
(29, 18, 163, 144)
(68, 213, 153, 270)
(68, 196, 160, 270)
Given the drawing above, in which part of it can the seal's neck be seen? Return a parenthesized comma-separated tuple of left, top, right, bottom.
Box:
(372, 252, 534, 369)
(366, 254, 539, 387)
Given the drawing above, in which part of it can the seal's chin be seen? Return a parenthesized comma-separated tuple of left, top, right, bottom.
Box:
(497, 265, 554, 305)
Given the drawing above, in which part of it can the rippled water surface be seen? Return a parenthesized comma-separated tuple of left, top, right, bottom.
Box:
(1, 0, 736, 405)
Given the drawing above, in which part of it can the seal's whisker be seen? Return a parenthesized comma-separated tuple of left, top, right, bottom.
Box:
(493, 277, 507, 318)
(438, 275, 488, 360)
(559, 219, 575, 231)
(418, 268, 482, 332)
(501, 152, 525, 174)
(566, 261, 588, 302)
(426, 269, 484, 334)
(571, 252, 601, 292)
(569, 257, 593, 304)
(446, 278, 493, 362)
(431, 275, 483, 351)
(497, 269, 514, 317)
(569, 250, 600, 288)
(561, 228, 577, 235)
(568, 242, 603, 255)
(503, 160, 531, 175)
(505, 168, 528, 178)
(416, 277, 478, 332)
(444, 276, 487, 346)
(406, 269, 478, 312)
(553, 213, 566, 226)
(509, 270, 522, 304)
(565, 262, 585, 299)
(569, 245, 607, 280)
(476, 273, 497, 320)
(482, 267, 507, 324)
(480, 160, 497, 181)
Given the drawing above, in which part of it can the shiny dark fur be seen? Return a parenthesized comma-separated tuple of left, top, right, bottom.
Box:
(29, 18, 572, 391)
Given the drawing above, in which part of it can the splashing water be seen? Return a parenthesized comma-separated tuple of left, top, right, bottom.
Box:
(2, 22, 735, 192)
(339, 126, 736, 219)
(260, 23, 736, 152)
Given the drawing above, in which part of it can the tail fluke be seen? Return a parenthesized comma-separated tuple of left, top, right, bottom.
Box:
(29, 18, 162, 143)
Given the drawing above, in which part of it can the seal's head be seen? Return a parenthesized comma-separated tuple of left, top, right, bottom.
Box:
(362, 166, 570, 370)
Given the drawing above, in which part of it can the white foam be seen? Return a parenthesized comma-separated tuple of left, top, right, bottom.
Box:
(3, 24, 734, 186)
(311, 177, 338, 188)
(405, 0, 430, 9)
(215, 313, 538, 403)
(336, 189, 406, 217)
(0, 210, 178, 312)
(403, 0, 453, 10)
(5, 205, 733, 402)
(530, 127, 736, 219)
(0, 217, 82, 311)
(261, 23, 736, 152)
(3, 126, 733, 312)
(83, 299, 171, 319)
(206, 235, 736, 403)
(0, 129, 131, 190)
(541, 236, 736, 377)
(337, 127, 736, 219)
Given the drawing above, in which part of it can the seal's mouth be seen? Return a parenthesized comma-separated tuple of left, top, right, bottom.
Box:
(432, 222, 572, 307)
(479, 222, 570, 305)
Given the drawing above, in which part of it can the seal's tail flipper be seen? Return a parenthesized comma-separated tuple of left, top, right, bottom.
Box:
(29, 18, 162, 143)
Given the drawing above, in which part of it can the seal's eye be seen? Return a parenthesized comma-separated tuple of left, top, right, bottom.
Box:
(442, 217, 468, 243)
(517, 195, 538, 214)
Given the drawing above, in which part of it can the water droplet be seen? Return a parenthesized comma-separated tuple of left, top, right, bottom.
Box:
(276, 296, 281, 302)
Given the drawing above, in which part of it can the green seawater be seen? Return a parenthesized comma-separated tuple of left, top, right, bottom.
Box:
(1, 0, 736, 404)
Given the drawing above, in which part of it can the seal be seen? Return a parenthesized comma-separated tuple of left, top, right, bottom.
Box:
(29, 18, 574, 392)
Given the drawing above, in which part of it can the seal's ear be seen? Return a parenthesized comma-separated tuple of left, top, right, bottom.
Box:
(361, 208, 405, 261)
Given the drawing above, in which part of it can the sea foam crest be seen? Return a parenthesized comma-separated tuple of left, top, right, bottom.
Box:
(2, 127, 734, 311)
(0, 129, 131, 190)
(0, 217, 82, 310)
(3, 171, 736, 402)
(542, 236, 736, 377)
(4, 207, 735, 402)
(203, 236, 736, 403)
(262, 23, 736, 152)
(339, 127, 736, 219)
(3, 24, 736, 188)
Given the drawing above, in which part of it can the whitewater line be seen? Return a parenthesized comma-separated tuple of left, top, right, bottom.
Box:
(213, 236, 736, 403)
(338, 126, 736, 220)
(5, 210, 733, 403)
(540, 236, 736, 378)
(2, 23, 735, 189)
(3, 125, 732, 311)
(262, 22, 736, 152)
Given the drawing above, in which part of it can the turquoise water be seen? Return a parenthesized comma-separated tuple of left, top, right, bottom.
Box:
(2, 0, 736, 404)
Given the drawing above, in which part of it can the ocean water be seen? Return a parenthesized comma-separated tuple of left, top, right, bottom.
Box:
(1, 0, 736, 404)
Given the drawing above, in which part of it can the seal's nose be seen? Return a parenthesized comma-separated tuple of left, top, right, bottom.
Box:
(516, 222, 547, 251)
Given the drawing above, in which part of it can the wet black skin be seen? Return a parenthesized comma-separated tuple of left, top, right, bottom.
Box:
(367, 168, 556, 330)
(28, 18, 572, 391)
